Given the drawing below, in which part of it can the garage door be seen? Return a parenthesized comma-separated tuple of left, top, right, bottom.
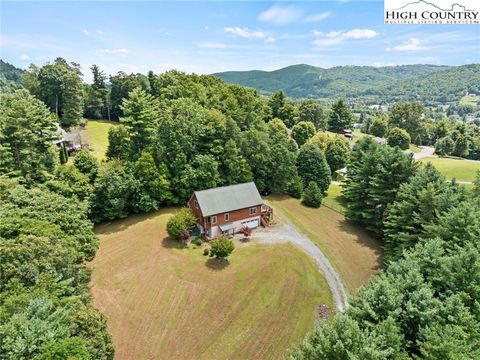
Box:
(242, 218, 259, 229)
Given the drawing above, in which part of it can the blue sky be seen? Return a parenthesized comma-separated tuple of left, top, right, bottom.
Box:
(1, 1, 479, 81)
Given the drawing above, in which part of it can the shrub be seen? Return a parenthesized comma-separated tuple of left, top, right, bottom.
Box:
(166, 208, 196, 240)
(387, 127, 411, 150)
(73, 150, 99, 182)
(203, 248, 210, 256)
(302, 181, 323, 208)
(191, 237, 202, 246)
(209, 236, 235, 259)
(435, 136, 454, 156)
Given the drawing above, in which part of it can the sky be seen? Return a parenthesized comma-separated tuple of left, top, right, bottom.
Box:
(1, 1, 479, 82)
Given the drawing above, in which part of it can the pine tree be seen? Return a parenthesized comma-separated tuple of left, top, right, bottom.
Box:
(302, 181, 323, 208)
(328, 99, 354, 132)
(296, 144, 331, 194)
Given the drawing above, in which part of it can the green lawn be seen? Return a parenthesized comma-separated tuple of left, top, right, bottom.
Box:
(418, 156, 480, 182)
(459, 95, 480, 106)
(90, 209, 333, 360)
(323, 183, 347, 213)
(82, 119, 116, 159)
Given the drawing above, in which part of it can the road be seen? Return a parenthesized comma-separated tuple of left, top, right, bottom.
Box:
(252, 222, 349, 312)
(412, 146, 435, 160)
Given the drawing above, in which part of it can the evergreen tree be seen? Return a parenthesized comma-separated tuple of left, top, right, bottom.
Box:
(302, 181, 323, 208)
(84, 65, 108, 119)
(328, 99, 354, 132)
(343, 138, 416, 234)
(298, 99, 327, 130)
(384, 163, 465, 261)
(220, 140, 253, 186)
(296, 144, 331, 194)
(106, 125, 130, 160)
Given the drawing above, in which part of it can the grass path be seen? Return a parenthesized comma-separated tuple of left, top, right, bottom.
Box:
(267, 195, 382, 294)
(90, 209, 333, 360)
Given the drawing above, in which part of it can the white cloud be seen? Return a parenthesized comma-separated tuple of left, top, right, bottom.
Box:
(18, 54, 30, 61)
(82, 29, 89, 36)
(303, 12, 332, 23)
(387, 38, 427, 52)
(313, 28, 379, 46)
(224, 27, 275, 42)
(96, 30, 103, 35)
(258, 5, 303, 25)
(95, 48, 129, 57)
(197, 42, 227, 49)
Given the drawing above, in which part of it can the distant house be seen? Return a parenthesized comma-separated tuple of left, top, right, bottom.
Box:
(343, 129, 353, 140)
(188, 182, 273, 239)
(373, 136, 386, 145)
(52, 124, 84, 154)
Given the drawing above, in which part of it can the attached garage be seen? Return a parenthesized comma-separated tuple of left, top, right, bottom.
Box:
(241, 218, 259, 229)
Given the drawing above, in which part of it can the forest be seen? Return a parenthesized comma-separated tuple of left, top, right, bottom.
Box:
(1, 57, 479, 358)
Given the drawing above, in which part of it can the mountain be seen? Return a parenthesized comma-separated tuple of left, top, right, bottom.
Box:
(213, 64, 480, 103)
(0, 60, 24, 91)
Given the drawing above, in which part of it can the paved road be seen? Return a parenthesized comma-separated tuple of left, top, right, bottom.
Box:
(252, 223, 349, 312)
(412, 146, 435, 160)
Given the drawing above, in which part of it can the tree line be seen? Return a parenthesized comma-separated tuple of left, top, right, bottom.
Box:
(291, 137, 480, 358)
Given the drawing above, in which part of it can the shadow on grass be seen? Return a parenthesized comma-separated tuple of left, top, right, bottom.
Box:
(239, 237, 251, 243)
(162, 237, 186, 249)
(205, 258, 230, 271)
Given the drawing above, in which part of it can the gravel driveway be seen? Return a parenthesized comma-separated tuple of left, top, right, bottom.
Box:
(251, 223, 349, 312)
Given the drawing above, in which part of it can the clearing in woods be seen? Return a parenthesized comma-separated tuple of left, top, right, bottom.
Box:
(267, 195, 383, 294)
(82, 119, 116, 159)
(90, 208, 333, 360)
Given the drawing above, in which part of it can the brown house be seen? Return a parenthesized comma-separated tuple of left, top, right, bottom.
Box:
(188, 182, 273, 239)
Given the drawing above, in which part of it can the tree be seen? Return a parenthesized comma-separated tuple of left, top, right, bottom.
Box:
(298, 99, 327, 130)
(388, 103, 424, 143)
(328, 99, 354, 132)
(292, 121, 316, 147)
(369, 117, 388, 137)
(106, 125, 130, 160)
(435, 136, 455, 156)
(73, 150, 99, 183)
(0, 90, 58, 181)
(268, 91, 286, 120)
(89, 161, 138, 223)
(474, 171, 480, 197)
(120, 88, 159, 158)
(132, 152, 172, 211)
(302, 181, 323, 208)
(24, 58, 84, 126)
(38, 337, 90, 360)
(59, 143, 68, 165)
(325, 136, 350, 172)
(307, 131, 333, 153)
(109, 72, 149, 120)
(383, 163, 465, 261)
(278, 103, 299, 128)
(84, 65, 108, 120)
(387, 127, 411, 150)
(220, 139, 253, 186)
(343, 138, 416, 234)
(296, 144, 331, 194)
(46, 164, 92, 200)
(166, 208, 196, 240)
(453, 134, 470, 158)
(209, 236, 235, 259)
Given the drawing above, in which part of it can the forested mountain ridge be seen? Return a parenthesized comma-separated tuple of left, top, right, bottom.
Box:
(214, 63, 480, 103)
(0, 60, 24, 91)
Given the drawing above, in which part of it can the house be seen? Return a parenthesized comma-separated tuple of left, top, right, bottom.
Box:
(188, 182, 273, 239)
(52, 124, 84, 154)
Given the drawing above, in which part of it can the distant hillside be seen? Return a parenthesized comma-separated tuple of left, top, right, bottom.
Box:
(214, 64, 480, 103)
(0, 60, 24, 91)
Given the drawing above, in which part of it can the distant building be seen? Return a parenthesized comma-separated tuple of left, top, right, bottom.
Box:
(52, 124, 84, 154)
(343, 129, 353, 140)
(188, 182, 273, 239)
(373, 137, 386, 145)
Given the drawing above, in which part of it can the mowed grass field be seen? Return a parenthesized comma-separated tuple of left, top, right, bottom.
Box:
(267, 195, 382, 294)
(418, 156, 480, 182)
(83, 119, 116, 159)
(459, 94, 480, 106)
(90, 209, 333, 360)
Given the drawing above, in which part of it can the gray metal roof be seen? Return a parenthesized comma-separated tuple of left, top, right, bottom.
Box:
(194, 182, 263, 217)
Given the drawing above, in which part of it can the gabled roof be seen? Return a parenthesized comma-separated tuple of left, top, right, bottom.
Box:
(193, 182, 263, 217)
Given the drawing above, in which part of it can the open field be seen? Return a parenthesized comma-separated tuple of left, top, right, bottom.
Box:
(323, 183, 347, 213)
(459, 94, 480, 106)
(83, 119, 116, 159)
(418, 156, 480, 182)
(267, 195, 382, 294)
(90, 209, 333, 360)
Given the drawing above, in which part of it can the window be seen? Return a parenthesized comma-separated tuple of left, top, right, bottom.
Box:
(211, 215, 217, 224)
(206, 216, 210, 223)
(250, 207, 257, 215)
(224, 213, 229, 221)
(194, 200, 199, 208)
